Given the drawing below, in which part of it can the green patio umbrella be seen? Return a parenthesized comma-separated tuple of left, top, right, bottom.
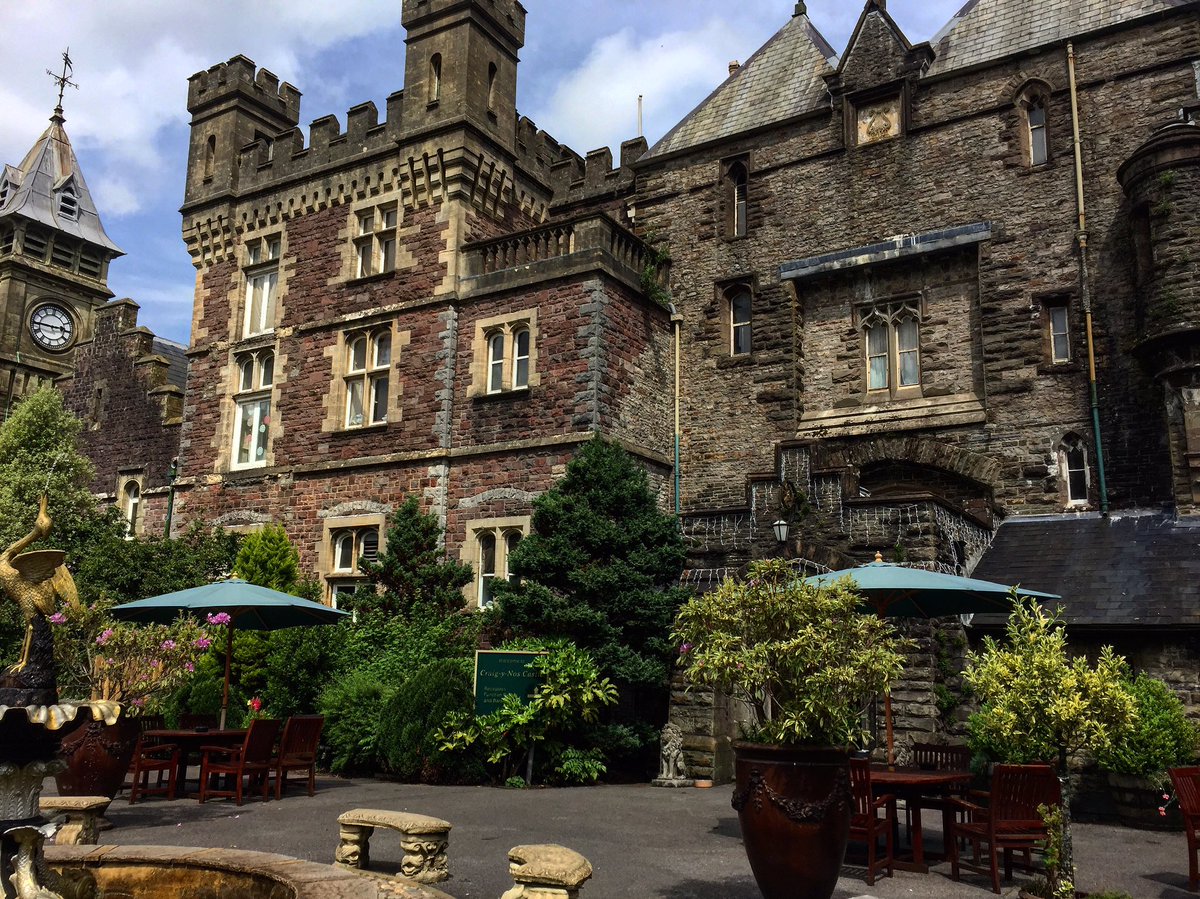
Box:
(803, 553, 1060, 763)
(112, 578, 349, 728)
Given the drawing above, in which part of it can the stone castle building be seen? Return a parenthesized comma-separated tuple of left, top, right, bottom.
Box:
(22, 0, 1200, 773)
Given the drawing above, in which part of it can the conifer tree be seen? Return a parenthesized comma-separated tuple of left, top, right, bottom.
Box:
(357, 496, 473, 616)
(234, 524, 300, 593)
(493, 435, 690, 701)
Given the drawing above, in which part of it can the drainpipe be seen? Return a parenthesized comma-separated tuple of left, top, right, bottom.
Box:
(669, 304, 684, 518)
(163, 457, 178, 538)
(1067, 41, 1110, 514)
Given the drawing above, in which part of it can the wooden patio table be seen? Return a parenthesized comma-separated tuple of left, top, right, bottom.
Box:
(142, 728, 247, 798)
(869, 765, 973, 873)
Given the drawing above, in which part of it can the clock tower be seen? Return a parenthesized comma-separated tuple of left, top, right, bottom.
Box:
(0, 60, 122, 416)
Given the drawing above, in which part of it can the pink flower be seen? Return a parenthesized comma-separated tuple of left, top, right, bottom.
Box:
(95, 628, 114, 646)
(131, 698, 145, 708)
(206, 612, 231, 626)
(48, 612, 66, 625)
(679, 643, 692, 655)
(248, 697, 263, 713)
(1159, 807, 1167, 816)
(160, 639, 176, 651)
(1164, 793, 1171, 801)
(193, 637, 212, 650)
(184, 662, 195, 673)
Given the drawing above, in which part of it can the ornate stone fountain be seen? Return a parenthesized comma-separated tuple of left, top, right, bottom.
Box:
(0, 497, 118, 898)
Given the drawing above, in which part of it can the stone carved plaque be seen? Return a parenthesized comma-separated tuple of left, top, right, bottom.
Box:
(856, 97, 901, 145)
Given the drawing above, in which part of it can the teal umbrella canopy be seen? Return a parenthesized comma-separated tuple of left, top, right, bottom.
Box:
(112, 578, 348, 728)
(802, 559, 1060, 619)
(111, 578, 348, 629)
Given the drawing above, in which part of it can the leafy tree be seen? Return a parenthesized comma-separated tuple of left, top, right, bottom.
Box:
(356, 496, 473, 615)
(493, 437, 690, 720)
(965, 596, 1135, 897)
(234, 524, 300, 593)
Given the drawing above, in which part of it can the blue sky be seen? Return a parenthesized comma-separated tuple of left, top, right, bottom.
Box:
(0, 1, 962, 345)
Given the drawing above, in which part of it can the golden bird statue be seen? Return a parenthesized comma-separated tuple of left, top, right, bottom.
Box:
(1, 494, 79, 673)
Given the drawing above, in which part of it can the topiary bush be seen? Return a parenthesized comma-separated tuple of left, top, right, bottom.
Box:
(377, 657, 484, 784)
(1095, 673, 1200, 777)
(318, 668, 396, 775)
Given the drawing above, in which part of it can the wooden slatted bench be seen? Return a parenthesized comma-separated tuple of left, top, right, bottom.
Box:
(334, 808, 451, 884)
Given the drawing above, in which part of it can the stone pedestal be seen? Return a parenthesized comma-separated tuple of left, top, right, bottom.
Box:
(500, 844, 592, 899)
(39, 797, 109, 846)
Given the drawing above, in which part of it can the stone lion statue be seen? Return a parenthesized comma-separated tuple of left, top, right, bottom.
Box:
(658, 723, 687, 780)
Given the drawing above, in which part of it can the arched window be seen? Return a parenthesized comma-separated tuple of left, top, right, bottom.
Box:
(487, 62, 498, 111)
(344, 329, 390, 428)
(204, 135, 217, 179)
(334, 532, 355, 571)
(1059, 435, 1089, 505)
(1017, 84, 1051, 168)
(504, 531, 522, 582)
(729, 287, 752, 356)
(232, 350, 274, 468)
(478, 533, 497, 607)
(1028, 100, 1048, 166)
(512, 328, 530, 389)
(860, 299, 923, 396)
(729, 162, 748, 238)
(123, 481, 141, 537)
(487, 332, 505, 394)
(429, 54, 442, 103)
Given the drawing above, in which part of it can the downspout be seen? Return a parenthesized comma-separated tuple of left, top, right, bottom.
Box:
(669, 304, 683, 518)
(163, 457, 178, 538)
(1067, 41, 1110, 514)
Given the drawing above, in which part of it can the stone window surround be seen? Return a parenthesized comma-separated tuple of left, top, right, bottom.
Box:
(319, 512, 387, 602)
(227, 344, 278, 471)
(468, 309, 540, 399)
(322, 320, 408, 434)
(1056, 433, 1091, 508)
(720, 155, 749, 240)
(1016, 80, 1053, 169)
(458, 516, 530, 609)
(235, 232, 286, 341)
(855, 293, 924, 399)
(1039, 293, 1073, 365)
(351, 201, 400, 280)
(116, 470, 146, 538)
(721, 280, 754, 357)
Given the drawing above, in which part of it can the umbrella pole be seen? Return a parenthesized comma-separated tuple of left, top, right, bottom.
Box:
(220, 625, 233, 730)
(885, 693, 895, 767)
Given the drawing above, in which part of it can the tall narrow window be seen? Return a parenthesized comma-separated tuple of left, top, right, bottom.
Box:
(351, 204, 398, 279)
(897, 317, 920, 386)
(478, 533, 497, 607)
(487, 63, 498, 111)
(512, 328, 530, 389)
(1028, 101, 1048, 166)
(123, 481, 141, 538)
(1049, 305, 1070, 363)
(1060, 436, 1089, 505)
(204, 135, 216, 179)
(429, 54, 442, 103)
(232, 351, 274, 468)
(487, 333, 505, 394)
(344, 329, 391, 428)
(730, 288, 752, 356)
(243, 238, 280, 338)
(725, 160, 749, 238)
(867, 321, 889, 390)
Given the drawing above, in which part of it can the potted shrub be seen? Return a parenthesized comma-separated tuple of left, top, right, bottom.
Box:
(965, 596, 1135, 898)
(1095, 673, 1200, 830)
(673, 558, 910, 899)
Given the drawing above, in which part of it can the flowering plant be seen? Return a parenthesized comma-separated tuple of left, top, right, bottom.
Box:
(245, 696, 266, 721)
(50, 596, 224, 713)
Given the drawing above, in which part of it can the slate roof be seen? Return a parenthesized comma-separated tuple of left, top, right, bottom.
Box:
(643, 12, 837, 159)
(152, 337, 189, 391)
(970, 512, 1200, 629)
(926, 0, 1190, 77)
(0, 111, 122, 255)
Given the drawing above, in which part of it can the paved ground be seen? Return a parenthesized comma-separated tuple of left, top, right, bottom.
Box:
(47, 774, 1195, 899)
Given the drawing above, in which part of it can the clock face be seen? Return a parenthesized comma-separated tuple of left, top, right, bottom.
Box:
(30, 303, 75, 351)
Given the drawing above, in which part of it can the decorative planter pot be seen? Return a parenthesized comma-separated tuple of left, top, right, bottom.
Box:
(1106, 772, 1182, 831)
(731, 742, 851, 899)
(54, 716, 139, 800)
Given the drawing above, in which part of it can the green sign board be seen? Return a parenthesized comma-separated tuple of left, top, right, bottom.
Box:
(473, 650, 544, 717)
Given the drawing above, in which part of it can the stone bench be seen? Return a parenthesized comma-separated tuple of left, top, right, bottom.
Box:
(334, 808, 451, 884)
(501, 844, 593, 899)
(39, 796, 109, 845)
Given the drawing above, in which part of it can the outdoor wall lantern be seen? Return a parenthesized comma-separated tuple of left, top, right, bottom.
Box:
(772, 519, 789, 544)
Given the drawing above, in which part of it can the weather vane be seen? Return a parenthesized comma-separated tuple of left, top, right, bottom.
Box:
(46, 48, 78, 112)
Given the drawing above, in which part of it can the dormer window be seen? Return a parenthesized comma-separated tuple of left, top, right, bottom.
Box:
(58, 184, 78, 220)
(0, 179, 11, 207)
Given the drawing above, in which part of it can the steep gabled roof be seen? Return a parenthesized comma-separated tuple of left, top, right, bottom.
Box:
(0, 110, 122, 255)
(926, 0, 1190, 77)
(643, 12, 837, 160)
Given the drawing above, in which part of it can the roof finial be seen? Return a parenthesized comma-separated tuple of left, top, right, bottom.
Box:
(874, 551, 884, 562)
(46, 48, 77, 122)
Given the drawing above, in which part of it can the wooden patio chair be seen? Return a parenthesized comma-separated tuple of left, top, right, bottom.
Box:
(950, 763, 1061, 894)
(1169, 766, 1200, 892)
(909, 742, 973, 849)
(848, 758, 896, 886)
(198, 718, 281, 805)
(269, 714, 324, 799)
(124, 715, 180, 804)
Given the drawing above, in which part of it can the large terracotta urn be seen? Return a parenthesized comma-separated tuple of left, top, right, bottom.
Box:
(731, 742, 852, 899)
(55, 715, 140, 799)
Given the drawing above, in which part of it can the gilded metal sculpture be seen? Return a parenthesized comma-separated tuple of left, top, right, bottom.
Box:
(1, 496, 79, 676)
